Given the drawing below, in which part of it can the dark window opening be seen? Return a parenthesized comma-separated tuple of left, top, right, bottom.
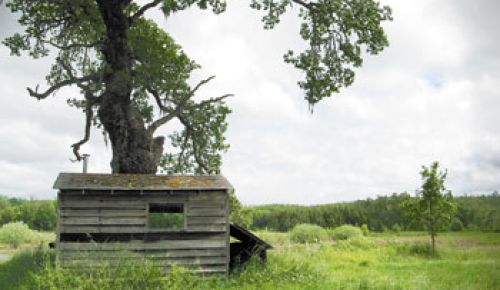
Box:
(148, 203, 184, 230)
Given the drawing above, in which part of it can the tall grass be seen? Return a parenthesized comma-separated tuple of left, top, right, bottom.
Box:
(1, 231, 498, 289)
(0, 246, 51, 290)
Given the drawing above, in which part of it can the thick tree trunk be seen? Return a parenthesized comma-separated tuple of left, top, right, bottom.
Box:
(96, 0, 156, 174)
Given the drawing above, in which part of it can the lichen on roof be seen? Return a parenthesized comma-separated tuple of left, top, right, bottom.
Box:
(53, 173, 233, 190)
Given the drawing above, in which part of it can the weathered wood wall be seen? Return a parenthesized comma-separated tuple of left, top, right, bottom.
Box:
(57, 190, 229, 275)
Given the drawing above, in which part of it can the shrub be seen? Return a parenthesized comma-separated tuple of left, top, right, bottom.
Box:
(330, 225, 363, 240)
(360, 224, 369, 236)
(0, 222, 35, 248)
(396, 242, 438, 258)
(449, 218, 464, 231)
(289, 223, 327, 243)
(391, 223, 402, 233)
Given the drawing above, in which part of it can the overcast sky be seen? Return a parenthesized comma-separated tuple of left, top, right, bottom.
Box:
(0, 0, 499, 204)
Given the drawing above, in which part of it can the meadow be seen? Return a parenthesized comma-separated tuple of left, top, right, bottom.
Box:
(0, 229, 498, 290)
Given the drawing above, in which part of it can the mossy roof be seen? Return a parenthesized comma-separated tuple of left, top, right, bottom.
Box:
(53, 173, 233, 191)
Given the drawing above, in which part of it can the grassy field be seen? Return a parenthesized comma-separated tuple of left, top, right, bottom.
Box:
(0, 231, 498, 289)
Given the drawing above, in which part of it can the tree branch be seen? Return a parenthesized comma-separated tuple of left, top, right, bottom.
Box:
(42, 39, 102, 50)
(190, 75, 215, 96)
(129, 0, 162, 24)
(290, 0, 316, 10)
(147, 111, 177, 136)
(193, 94, 233, 108)
(71, 98, 94, 161)
(27, 73, 97, 100)
(146, 87, 169, 111)
(177, 114, 210, 174)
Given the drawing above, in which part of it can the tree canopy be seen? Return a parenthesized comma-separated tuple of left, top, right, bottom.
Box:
(2, 0, 392, 174)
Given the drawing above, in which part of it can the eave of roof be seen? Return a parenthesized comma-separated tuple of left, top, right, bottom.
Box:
(230, 223, 273, 249)
(53, 173, 234, 191)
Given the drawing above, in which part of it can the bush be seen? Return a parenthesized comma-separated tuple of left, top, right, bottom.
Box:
(330, 225, 363, 240)
(360, 224, 369, 236)
(391, 223, 402, 233)
(397, 242, 437, 258)
(289, 223, 327, 243)
(0, 222, 35, 248)
(449, 218, 464, 231)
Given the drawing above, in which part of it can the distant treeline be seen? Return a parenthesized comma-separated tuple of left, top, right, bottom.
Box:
(247, 192, 500, 232)
(0, 196, 56, 231)
(1, 192, 498, 233)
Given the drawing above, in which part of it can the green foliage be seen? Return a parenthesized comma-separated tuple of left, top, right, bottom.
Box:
(0, 222, 35, 248)
(330, 224, 363, 240)
(2, 0, 393, 173)
(289, 223, 327, 243)
(248, 192, 500, 233)
(391, 223, 402, 233)
(0, 196, 57, 231)
(148, 212, 184, 230)
(401, 161, 458, 252)
(228, 191, 252, 228)
(396, 242, 437, 258)
(250, 0, 392, 107)
(360, 224, 369, 236)
(456, 193, 500, 232)
(20, 247, 322, 289)
(249, 193, 413, 232)
(2, 0, 231, 174)
(449, 218, 464, 232)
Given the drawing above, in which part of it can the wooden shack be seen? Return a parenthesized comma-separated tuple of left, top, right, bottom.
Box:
(53, 173, 234, 275)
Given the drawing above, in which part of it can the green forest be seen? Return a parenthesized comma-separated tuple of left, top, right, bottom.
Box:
(1, 192, 498, 233)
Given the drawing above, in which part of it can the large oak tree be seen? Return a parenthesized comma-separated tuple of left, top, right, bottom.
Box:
(2, 0, 392, 174)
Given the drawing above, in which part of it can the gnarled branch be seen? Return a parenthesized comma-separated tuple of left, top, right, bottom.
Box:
(71, 96, 95, 161)
(27, 73, 98, 100)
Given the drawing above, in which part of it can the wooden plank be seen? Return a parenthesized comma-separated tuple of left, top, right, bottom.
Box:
(60, 209, 146, 217)
(186, 225, 226, 232)
(60, 263, 227, 274)
(188, 201, 225, 208)
(61, 196, 188, 203)
(60, 239, 226, 251)
(60, 200, 147, 208)
(61, 248, 226, 259)
(60, 256, 227, 265)
(61, 217, 146, 225)
(186, 216, 226, 225)
(189, 192, 225, 201)
(60, 226, 146, 233)
(187, 208, 225, 217)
